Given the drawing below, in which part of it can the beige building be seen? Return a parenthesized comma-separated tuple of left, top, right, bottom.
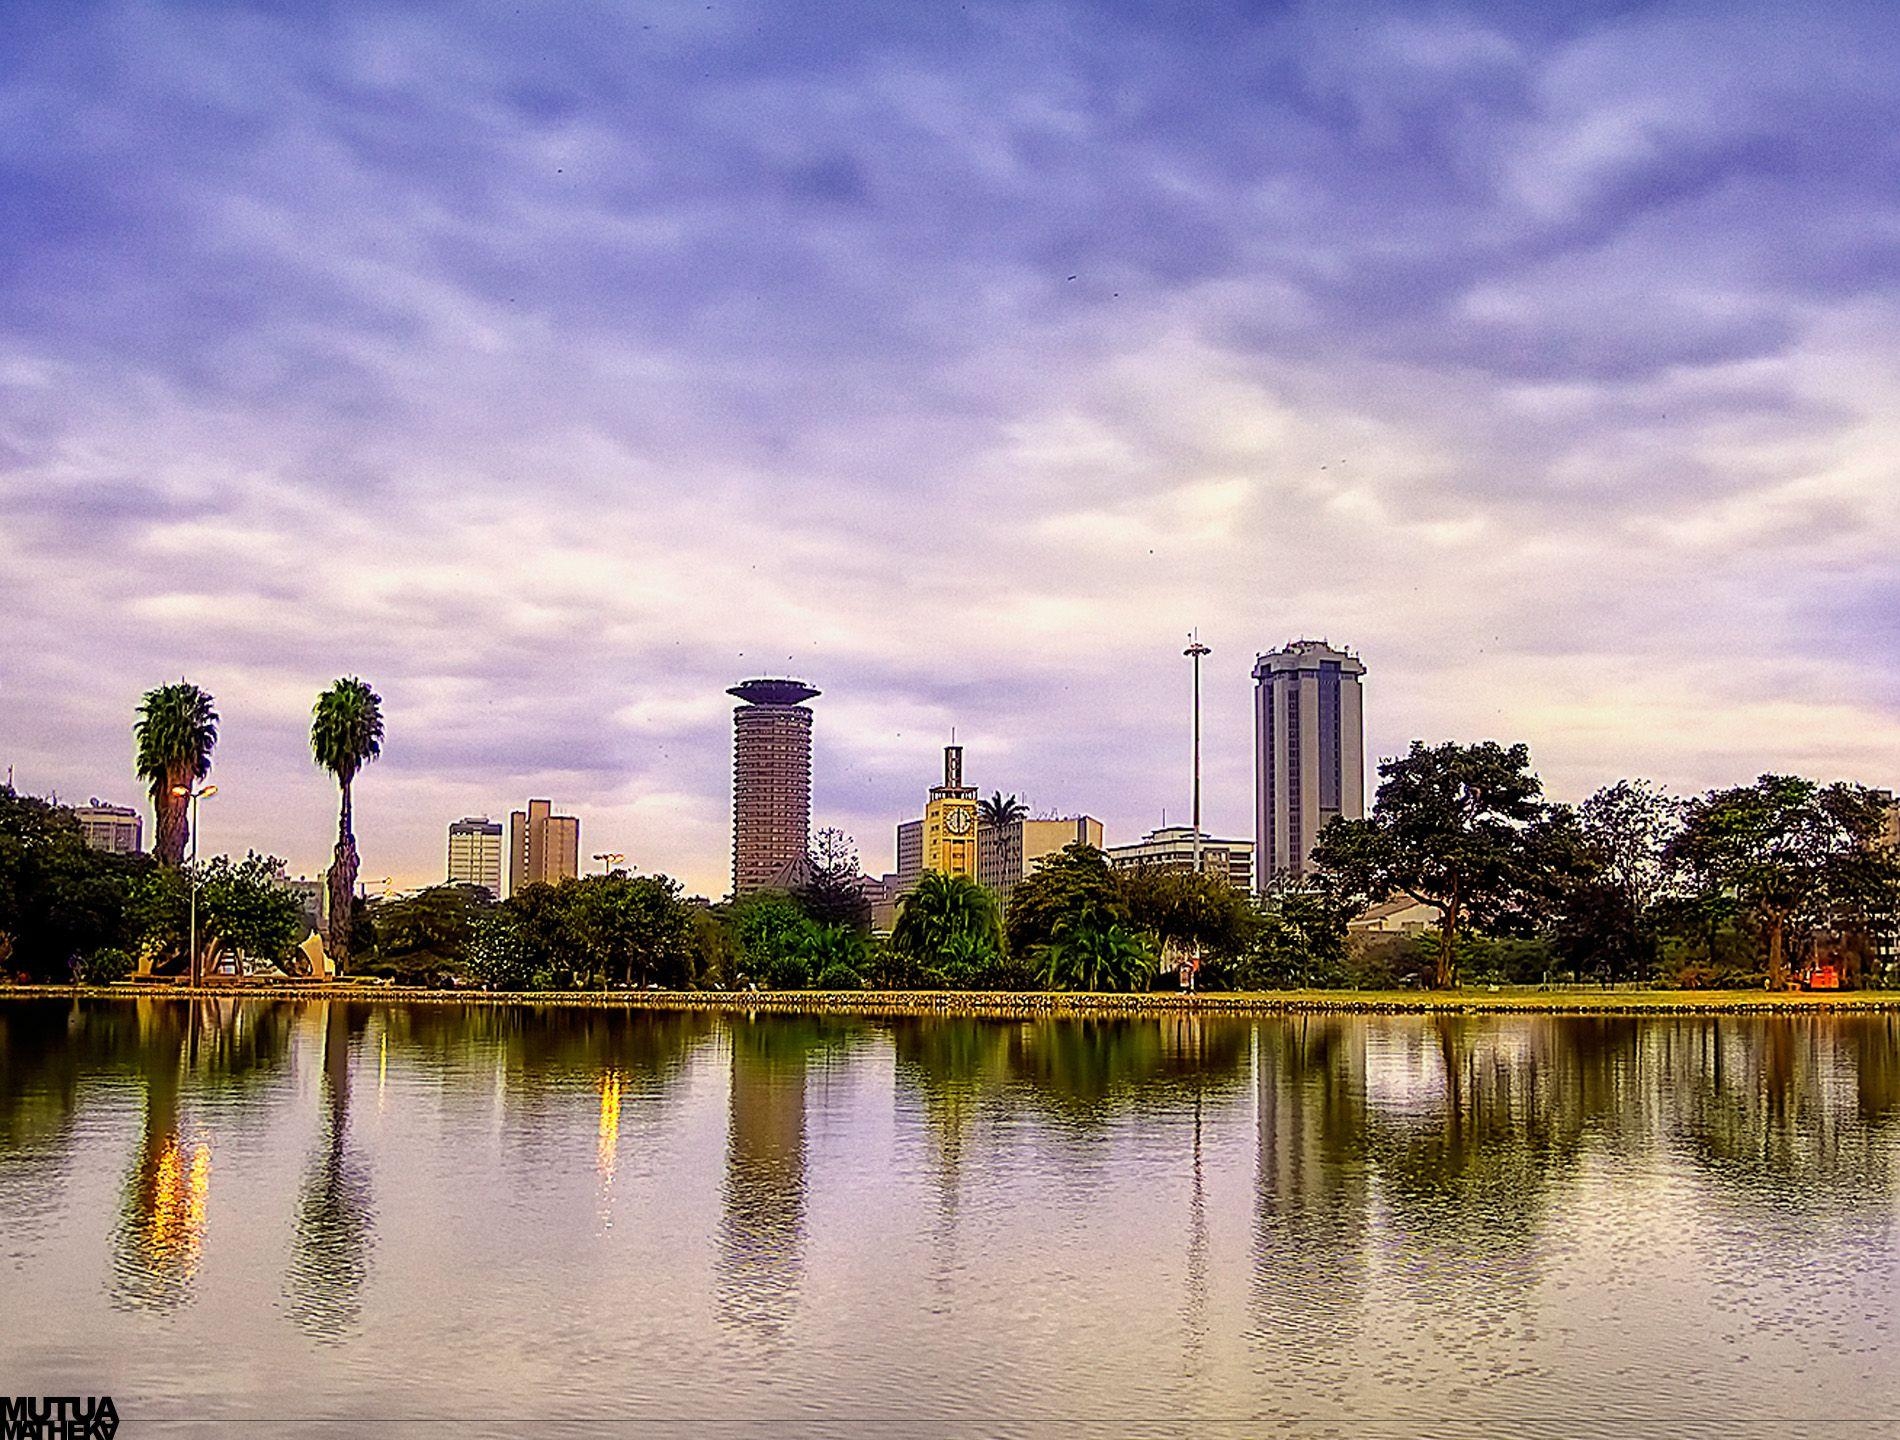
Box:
(73, 799, 142, 854)
(447, 816, 504, 898)
(979, 815, 1104, 901)
(1105, 825, 1254, 892)
(1253, 639, 1366, 890)
(509, 799, 580, 895)
(1348, 895, 1438, 935)
(729, 678, 819, 896)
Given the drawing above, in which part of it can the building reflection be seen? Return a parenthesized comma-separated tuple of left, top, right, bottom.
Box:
(715, 1017, 829, 1341)
(1249, 1017, 1369, 1371)
(285, 1002, 376, 1341)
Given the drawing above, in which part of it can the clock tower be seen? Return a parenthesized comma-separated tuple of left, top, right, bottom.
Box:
(922, 743, 979, 878)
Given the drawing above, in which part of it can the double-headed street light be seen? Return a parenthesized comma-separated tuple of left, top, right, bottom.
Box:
(594, 852, 626, 875)
(171, 782, 218, 987)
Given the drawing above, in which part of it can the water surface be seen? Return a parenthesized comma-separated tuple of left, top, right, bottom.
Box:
(3, 998, 1898, 1437)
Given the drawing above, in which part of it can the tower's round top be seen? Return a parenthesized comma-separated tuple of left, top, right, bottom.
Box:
(728, 678, 821, 707)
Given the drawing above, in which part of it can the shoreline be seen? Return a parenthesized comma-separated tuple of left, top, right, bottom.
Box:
(3, 983, 1898, 1018)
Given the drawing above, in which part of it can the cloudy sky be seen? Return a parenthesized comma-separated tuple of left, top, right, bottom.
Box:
(5, 0, 1899, 896)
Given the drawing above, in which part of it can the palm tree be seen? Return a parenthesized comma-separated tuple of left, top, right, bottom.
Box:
(978, 791, 1027, 831)
(311, 678, 383, 968)
(891, 871, 1003, 965)
(1040, 906, 1155, 992)
(134, 682, 219, 867)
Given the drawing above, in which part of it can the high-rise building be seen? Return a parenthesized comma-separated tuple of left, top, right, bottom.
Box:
(73, 799, 141, 854)
(1105, 825, 1254, 892)
(729, 678, 819, 896)
(447, 816, 504, 898)
(979, 815, 1104, 901)
(1253, 639, 1366, 890)
(894, 818, 923, 885)
(921, 745, 979, 878)
(509, 799, 580, 896)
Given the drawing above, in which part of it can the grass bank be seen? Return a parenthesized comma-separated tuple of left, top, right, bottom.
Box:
(3, 983, 1898, 1018)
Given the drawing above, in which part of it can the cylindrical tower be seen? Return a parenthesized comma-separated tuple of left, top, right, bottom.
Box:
(729, 678, 820, 896)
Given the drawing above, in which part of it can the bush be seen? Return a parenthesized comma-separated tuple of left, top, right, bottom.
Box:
(814, 962, 863, 991)
(77, 946, 134, 984)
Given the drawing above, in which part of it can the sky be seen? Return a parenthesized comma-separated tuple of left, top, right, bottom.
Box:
(5, 0, 1900, 898)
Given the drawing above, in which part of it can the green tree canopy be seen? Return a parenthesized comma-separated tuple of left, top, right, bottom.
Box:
(1311, 740, 1548, 989)
(1004, 842, 1125, 956)
(892, 871, 1004, 972)
(1666, 775, 1900, 990)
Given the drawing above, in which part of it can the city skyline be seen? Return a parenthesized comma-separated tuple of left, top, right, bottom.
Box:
(9, 3, 1900, 897)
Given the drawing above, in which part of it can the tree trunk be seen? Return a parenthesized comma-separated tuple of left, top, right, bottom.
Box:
(152, 767, 189, 867)
(1766, 912, 1789, 992)
(327, 777, 358, 971)
(1435, 885, 1460, 990)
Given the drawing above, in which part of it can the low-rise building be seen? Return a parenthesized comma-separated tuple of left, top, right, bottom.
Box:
(73, 799, 142, 854)
(1347, 896, 1439, 936)
(1105, 825, 1254, 892)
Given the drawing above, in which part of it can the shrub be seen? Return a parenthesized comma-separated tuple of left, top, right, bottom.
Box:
(77, 946, 134, 984)
(814, 962, 863, 991)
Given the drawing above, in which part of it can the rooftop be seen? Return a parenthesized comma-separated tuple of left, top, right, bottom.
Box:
(729, 677, 821, 707)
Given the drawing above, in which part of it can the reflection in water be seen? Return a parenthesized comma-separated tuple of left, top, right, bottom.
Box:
(8, 1001, 1900, 1434)
(285, 1004, 375, 1342)
(1250, 1017, 1368, 1377)
(111, 1006, 211, 1312)
(716, 1019, 821, 1341)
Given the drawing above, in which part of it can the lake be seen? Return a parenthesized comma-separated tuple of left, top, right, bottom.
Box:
(2, 998, 1897, 1437)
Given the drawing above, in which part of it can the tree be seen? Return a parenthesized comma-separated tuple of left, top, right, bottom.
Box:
(311, 678, 383, 969)
(1238, 885, 1351, 989)
(134, 681, 218, 867)
(798, 827, 871, 931)
(0, 786, 149, 980)
(370, 884, 489, 985)
(1119, 865, 1257, 965)
(564, 872, 697, 987)
(724, 889, 816, 989)
(892, 871, 1004, 971)
(1004, 842, 1126, 957)
(1040, 907, 1154, 992)
(1667, 776, 1900, 991)
(134, 853, 304, 972)
(978, 792, 1027, 831)
(1310, 740, 1547, 989)
(467, 910, 536, 991)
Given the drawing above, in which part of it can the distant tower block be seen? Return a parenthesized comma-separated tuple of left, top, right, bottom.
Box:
(1253, 640, 1366, 890)
(729, 678, 820, 897)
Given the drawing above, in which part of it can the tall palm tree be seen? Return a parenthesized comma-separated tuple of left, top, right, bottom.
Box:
(891, 871, 1004, 964)
(134, 682, 218, 867)
(311, 678, 383, 968)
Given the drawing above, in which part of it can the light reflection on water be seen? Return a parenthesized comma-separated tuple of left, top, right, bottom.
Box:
(1, 998, 1898, 1437)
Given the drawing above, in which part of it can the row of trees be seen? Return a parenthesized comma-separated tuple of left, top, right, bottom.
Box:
(1311, 742, 1900, 991)
(131, 676, 383, 968)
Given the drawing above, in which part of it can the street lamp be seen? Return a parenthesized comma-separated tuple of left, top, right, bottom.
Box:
(1183, 632, 1211, 876)
(594, 852, 626, 875)
(171, 782, 218, 987)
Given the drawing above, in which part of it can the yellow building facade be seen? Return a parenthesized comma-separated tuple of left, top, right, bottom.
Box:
(922, 744, 979, 878)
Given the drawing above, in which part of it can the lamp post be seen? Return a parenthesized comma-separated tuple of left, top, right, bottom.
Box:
(594, 852, 626, 875)
(1183, 632, 1210, 875)
(171, 782, 218, 986)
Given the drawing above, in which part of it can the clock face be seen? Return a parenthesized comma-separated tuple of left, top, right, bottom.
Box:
(945, 807, 973, 835)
